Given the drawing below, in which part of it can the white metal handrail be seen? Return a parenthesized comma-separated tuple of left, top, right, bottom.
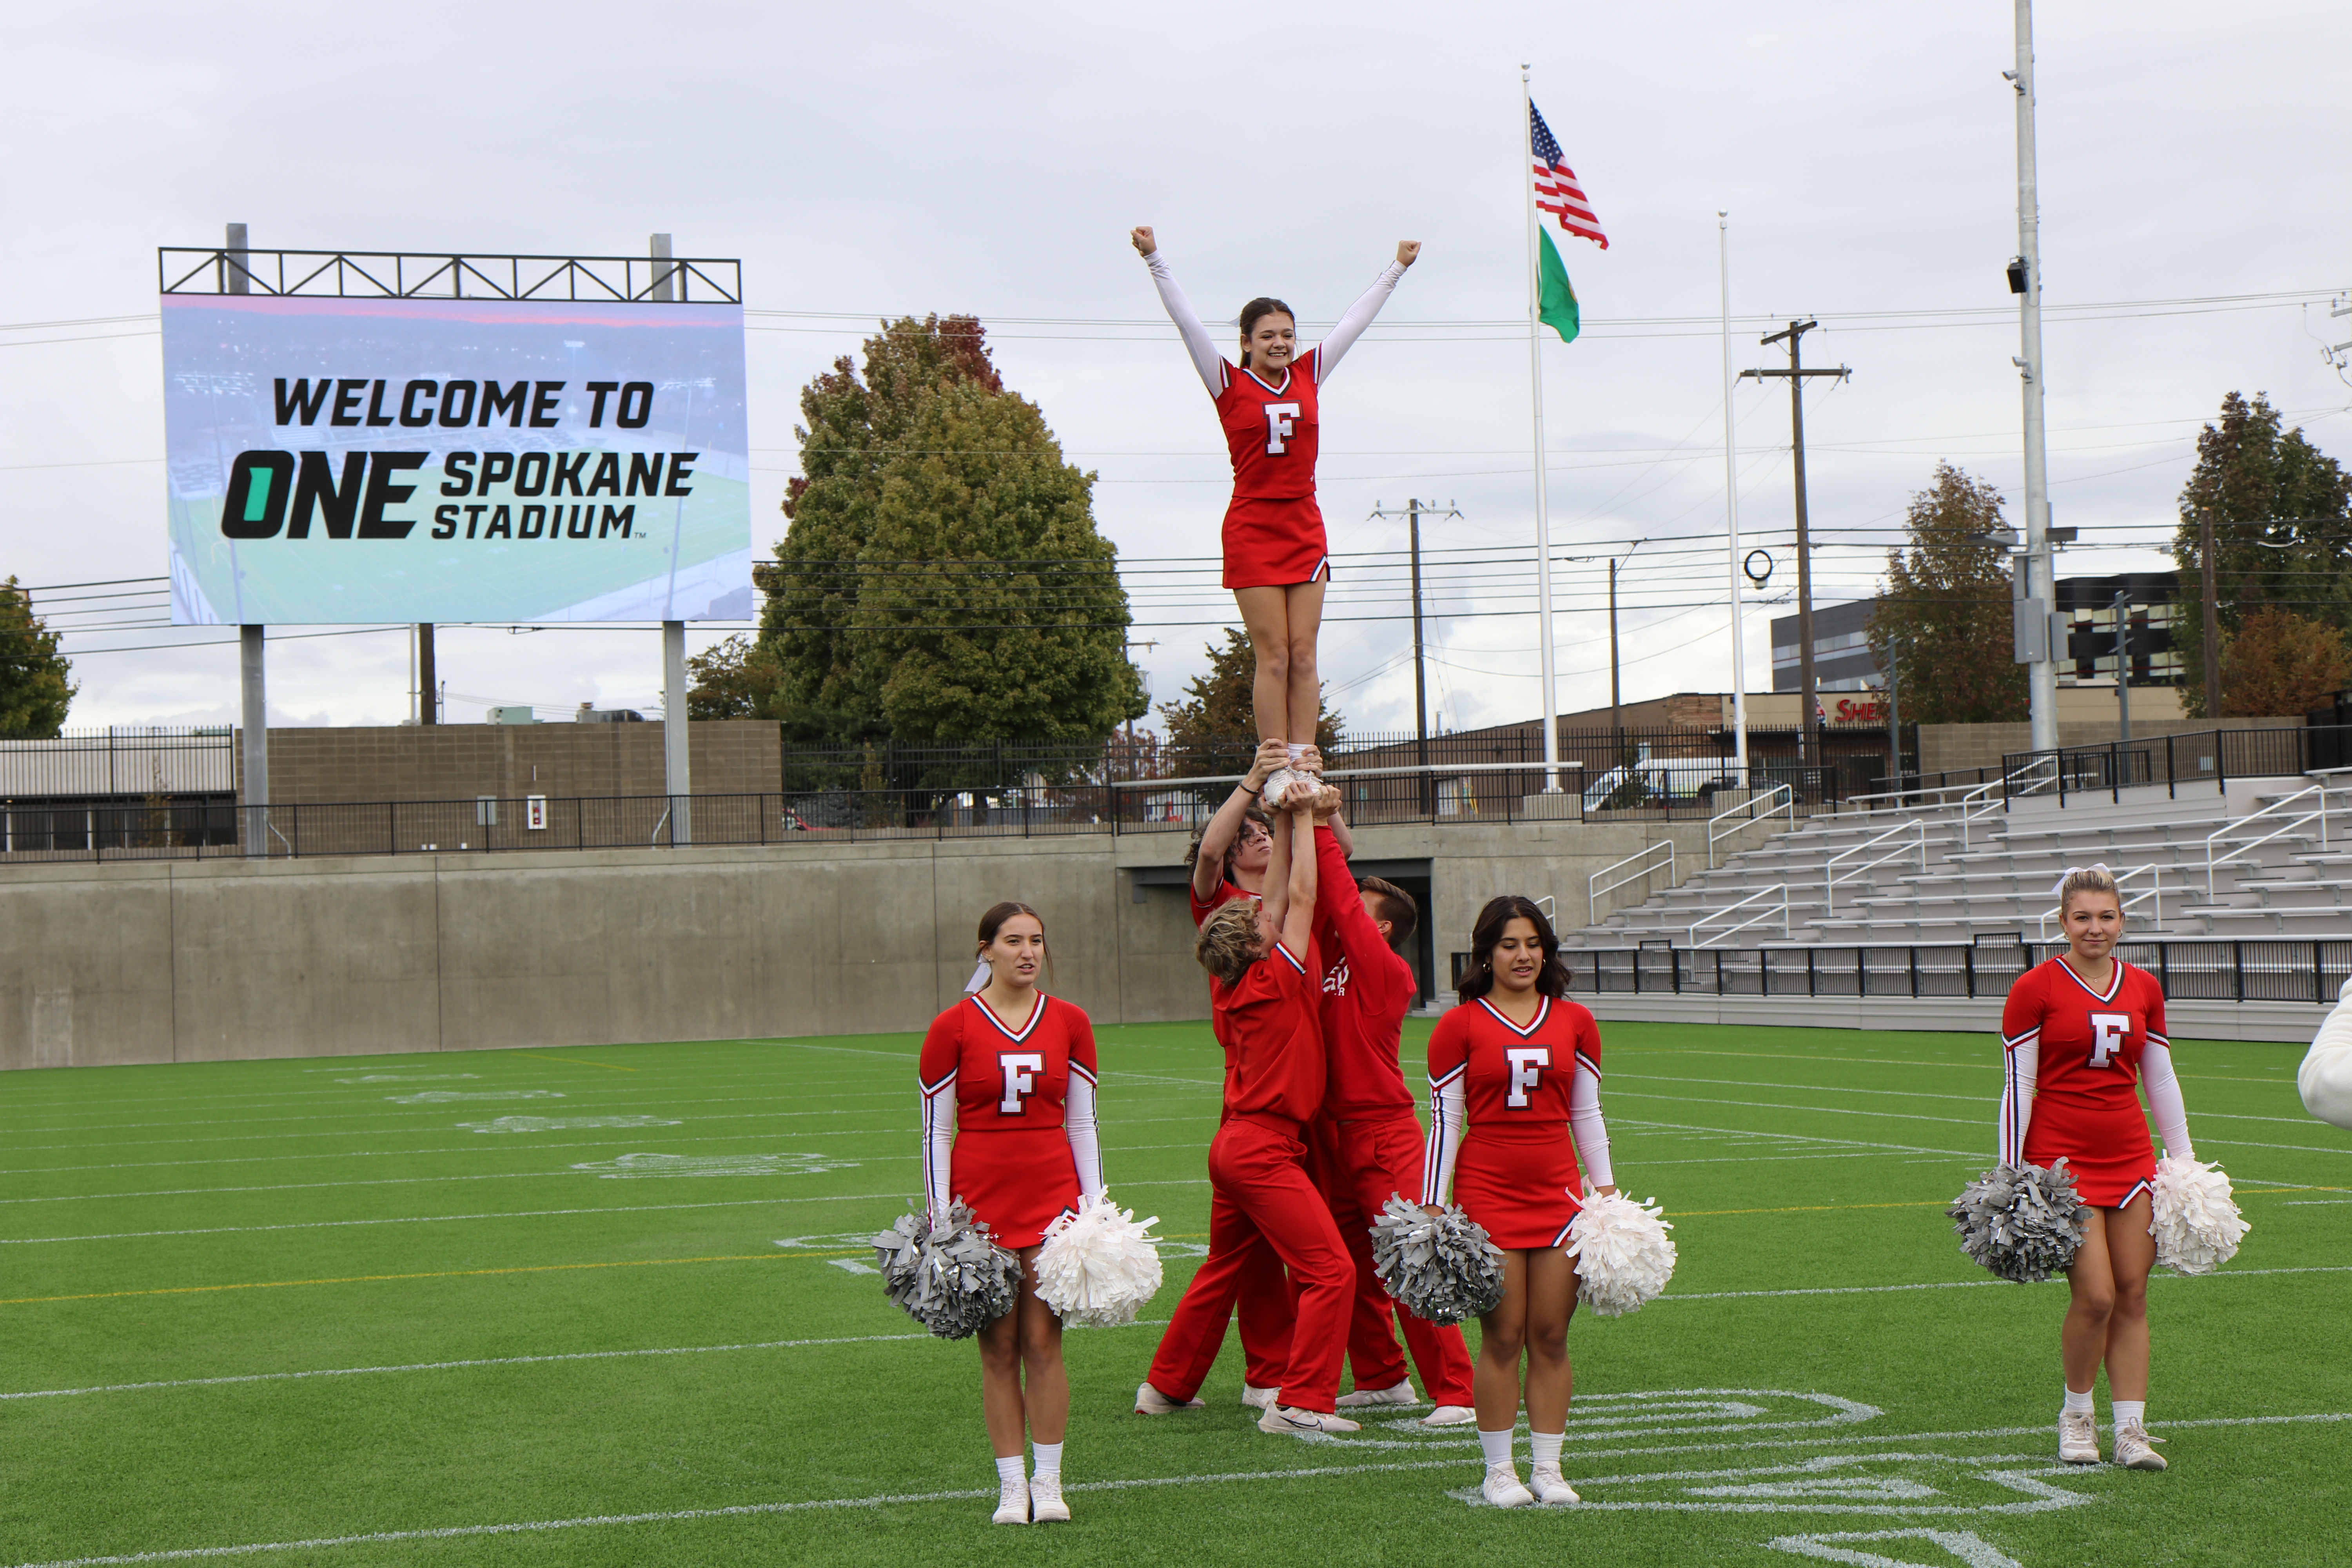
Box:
(1588, 842, 1673, 925)
(1825, 818, 1927, 909)
(1708, 783, 1795, 868)
(2036, 863, 2163, 940)
(2206, 784, 2331, 896)
(1691, 883, 1789, 947)
(1958, 754, 2058, 850)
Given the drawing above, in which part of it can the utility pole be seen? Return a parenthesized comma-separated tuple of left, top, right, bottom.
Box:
(1370, 498, 1461, 813)
(2010, 1, 2059, 752)
(1608, 556, 1621, 747)
(2200, 509, 2221, 720)
(1740, 320, 1849, 769)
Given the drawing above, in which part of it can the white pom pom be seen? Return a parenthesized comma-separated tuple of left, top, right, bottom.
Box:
(2150, 1155, 2249, 1276)
(1565, 1191, 1677, 1317)
(1033, 1191, 1164, 1327)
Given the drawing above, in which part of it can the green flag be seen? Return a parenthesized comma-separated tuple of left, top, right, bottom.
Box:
(1537, 228, 1581, 344)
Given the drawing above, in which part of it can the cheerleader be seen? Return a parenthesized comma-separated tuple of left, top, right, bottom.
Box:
(1307, 810, 1478, 1426)
(1188, 738, 1289, 923)
(1422, 896, 1617, 1508)
(2000, 865, 2195, 1472)
(1132, 224, 1417, 800)
(919, 902, 1104, 1524)
(1142, 794, 1359, 1436)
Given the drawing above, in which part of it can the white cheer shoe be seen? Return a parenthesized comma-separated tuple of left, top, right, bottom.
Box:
(1336, 1379, 1418, 1408)
(2113, 1420, 2167, 1471)
(2058, 1408, 2100, 1464)
(1029, 1474, 1071, 1521)
(1481, 1463, 1535, 1508)
(1527, 1462, 1581, 1504)
(1134, 1381, 1205, 1415)
(1421, 1404, 1477, 1427)
(1240, 1382, 1281, 1410)
(1257, 1404, 1361, 1435)
(991, 1476, 1029, 1524)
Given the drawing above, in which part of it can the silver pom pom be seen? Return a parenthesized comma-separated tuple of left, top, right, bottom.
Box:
(871, 1200, 1020, 1339)
(1368, 1193, 1505, 1325)
(1948, 1158, 2090, 1284)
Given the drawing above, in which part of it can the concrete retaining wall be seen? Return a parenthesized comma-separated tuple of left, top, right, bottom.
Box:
(1, 813, 1760, 1069)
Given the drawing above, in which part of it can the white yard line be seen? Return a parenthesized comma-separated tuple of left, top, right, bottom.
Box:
(9, 1411, 2345, 1567)
(1607, 1072, 2320, 1126)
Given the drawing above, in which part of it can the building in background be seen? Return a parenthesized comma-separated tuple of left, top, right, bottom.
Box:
(1772, 571, 2185, 697)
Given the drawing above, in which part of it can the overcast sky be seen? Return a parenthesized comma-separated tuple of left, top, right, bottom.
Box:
(5, 1, 2348, 739)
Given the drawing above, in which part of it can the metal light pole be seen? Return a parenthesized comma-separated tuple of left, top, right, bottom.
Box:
(227, 220, 270, 858)
(2012, 0, 2059, 752)
(653, 232, 691, 843)
(2112, 589, 2132, 742)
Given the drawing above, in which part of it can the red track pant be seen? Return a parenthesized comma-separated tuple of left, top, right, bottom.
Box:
(1146, 1112, 1351, 1412)
(1312, 1111, 1476, 1407)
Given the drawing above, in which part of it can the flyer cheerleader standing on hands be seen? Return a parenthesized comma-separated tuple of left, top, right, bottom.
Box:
(1132, 225, 1417, 804)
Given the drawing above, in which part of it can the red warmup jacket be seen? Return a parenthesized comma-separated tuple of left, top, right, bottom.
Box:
(1215, 939, 1325, 1123)
(1312, 828, 1417, 1119)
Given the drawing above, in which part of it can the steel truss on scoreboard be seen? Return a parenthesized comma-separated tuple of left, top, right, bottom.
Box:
(156, 248, 743, 305)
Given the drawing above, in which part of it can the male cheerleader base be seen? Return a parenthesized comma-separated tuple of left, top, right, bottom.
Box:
(1144, 939, 1352, 1417)
(1188, 851, 1299, 1399)
(1307, 827, 1475, 1412)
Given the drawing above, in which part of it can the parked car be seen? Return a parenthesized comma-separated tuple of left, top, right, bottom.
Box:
(1581, 757, 1744, 811)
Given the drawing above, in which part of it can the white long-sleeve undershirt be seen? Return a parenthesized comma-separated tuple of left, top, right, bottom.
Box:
(1419, 1058, 1612, 1204)
(2302, 976, 2352, 1131)
(919, 1068, 1106, 1225)
(1996, 1036, 2193, 1167)
(1143, 248, 1407, 396)
(1064, 1068, 1107, 1200)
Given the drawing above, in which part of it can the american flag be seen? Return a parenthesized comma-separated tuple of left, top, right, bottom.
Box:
(1530, 102, 1608, 250)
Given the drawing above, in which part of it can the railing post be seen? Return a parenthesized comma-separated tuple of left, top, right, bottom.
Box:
(2111, 741, 2120, 805)
(2167, 733, 2176, 800)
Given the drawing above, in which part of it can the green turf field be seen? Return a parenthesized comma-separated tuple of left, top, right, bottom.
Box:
(3, 1019, 2347, 1568)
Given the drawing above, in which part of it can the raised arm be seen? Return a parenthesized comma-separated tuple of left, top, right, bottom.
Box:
(1278, 802, 1317, 958)
(1312, 241, 1417, 385)
(1133, 227, 1226, 396)
(1191, 738, 1286, 902)
(1312, 812, 1398, 1006)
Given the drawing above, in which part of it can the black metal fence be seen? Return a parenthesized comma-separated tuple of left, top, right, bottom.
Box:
(1551, 938, 2352, 1006)
(1997, 725, 2343, 808)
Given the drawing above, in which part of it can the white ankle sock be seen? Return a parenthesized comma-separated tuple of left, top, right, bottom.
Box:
(1286, 743, 1305, 766)
(1529, 1430, 1564, 1465)
(2062, 1387, 2094, 1416)
(1477, 1428, 1515, 1466)
(996, 1455, 1024, 1485)
(1031, 1441, 1063, 1481)
(2111, 1400, 2145, 1427)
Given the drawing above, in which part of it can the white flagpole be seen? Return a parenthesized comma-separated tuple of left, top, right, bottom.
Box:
(1719, 212, 1750, 789)
(1522, 64, 1561, 792)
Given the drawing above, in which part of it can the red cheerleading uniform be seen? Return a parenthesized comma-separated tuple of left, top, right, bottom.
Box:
(1423, 995, 1604, 1250)
(2000, 957, 2169, 1208)
(1147, 940, 1353, 1413)
(1216, 358, 1328, 590)
(918, 992, 1101, 1249)
(1307, 829, 1475, 1406)
(1141, 247, 1407, 592)
(1189, 875, 1261, 931)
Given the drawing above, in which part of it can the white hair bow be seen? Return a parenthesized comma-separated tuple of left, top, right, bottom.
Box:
(964, 957, 993, 995)
(2049, 862, 2112, 899)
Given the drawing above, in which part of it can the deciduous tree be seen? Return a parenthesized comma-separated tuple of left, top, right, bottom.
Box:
(1866, 464, 2025, 726)
(0, 576, 74, 737)
(2171, 392, 2352, 715)
(2218, 606, 2350, 718)
(759, 317, 1145, 746)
